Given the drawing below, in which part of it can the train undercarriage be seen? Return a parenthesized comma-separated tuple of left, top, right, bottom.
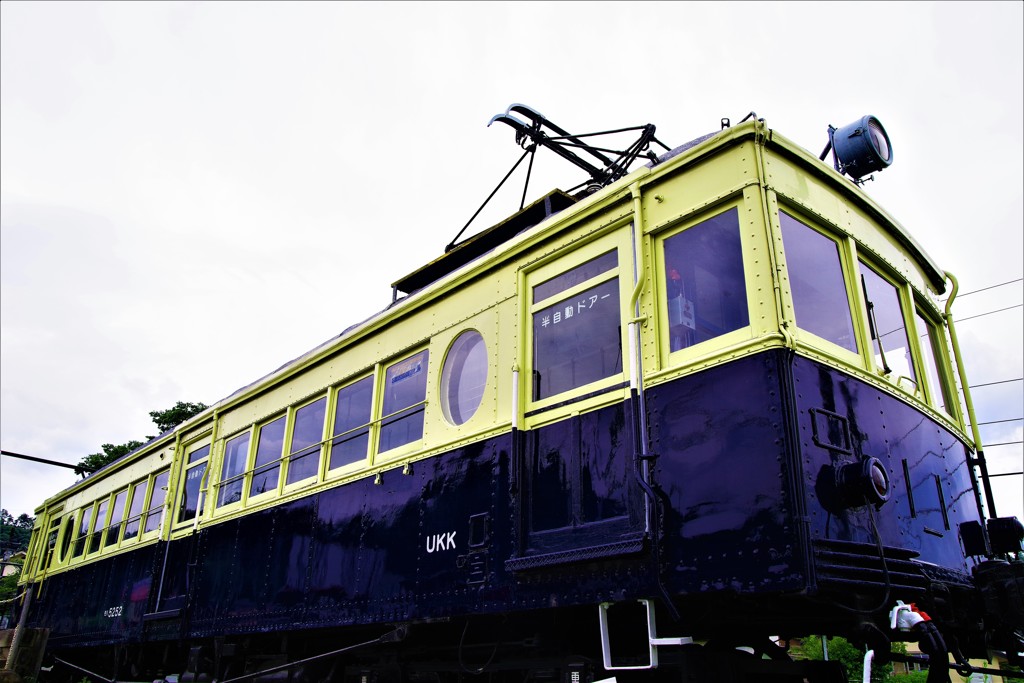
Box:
(36, 581, 1023, 683)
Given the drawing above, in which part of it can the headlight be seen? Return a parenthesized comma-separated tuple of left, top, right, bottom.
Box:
(822, 115, 893, 181)
(836, 456, 891, 508)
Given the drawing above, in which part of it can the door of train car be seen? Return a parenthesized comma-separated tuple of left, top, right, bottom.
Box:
(508, 223, 647, 570)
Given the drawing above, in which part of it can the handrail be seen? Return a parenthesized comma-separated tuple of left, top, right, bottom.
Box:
(944, 270, 997, 518)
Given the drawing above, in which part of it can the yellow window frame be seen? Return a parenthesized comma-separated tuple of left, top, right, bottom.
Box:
(120, 476, 151, 546)
(100, 487, 130, 551)
(213, 430, 253, 514)
(372, 347, 431, 465)
(775, 207, 868, 371)
(652, 200, 760, 371)
(140, 468, 171, 539)
(52, 511, 77, 569)
(244, 413, 288, 504)
(38, 514, 60, 572)
(853, 257, 925, 401)
(83, 497, 110, 557)
(172, 438, 213, 531)
(435, 319, 495, 433)
(912, 303, 960, 421)
(325, 372, 377, 480)
(520, 226, 632, 428)
(69, 503, 94, 561)
(282, 393, 330, 491)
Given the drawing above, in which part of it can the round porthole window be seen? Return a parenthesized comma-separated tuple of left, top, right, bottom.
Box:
(440, 330, 487, 426)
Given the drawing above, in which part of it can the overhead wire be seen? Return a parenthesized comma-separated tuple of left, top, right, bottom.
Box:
(953, 303, 1023, 323)
(946, 280, 1024, 488)
(977, 418, 1023, 426)
(969, 378, 1023, 389)
(947, 277, 1023, 299)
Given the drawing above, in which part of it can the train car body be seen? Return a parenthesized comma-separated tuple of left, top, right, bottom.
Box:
(14, 114, 1023, 683)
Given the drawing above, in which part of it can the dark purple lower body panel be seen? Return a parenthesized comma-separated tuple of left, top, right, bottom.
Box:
(29, 350, 982, 664)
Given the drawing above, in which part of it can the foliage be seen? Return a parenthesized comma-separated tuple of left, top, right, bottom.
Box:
(0, 509, 34, 553)
(802, 639, 953, 682)
(0, 563, 22, 604)
(1, 510, 31, 614)
(149, 400, 208, 434)
(76, 440, 145, 476)
(792, 635, 897, 682)
(0, 512, 27, 604)
(75, 400, 207, 475)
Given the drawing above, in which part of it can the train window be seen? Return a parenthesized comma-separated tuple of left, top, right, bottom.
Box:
(287, 397, 327, 485)
(661, 208, 749, 352)
(440, 330, 487, 426)
(177, 444, 211, 524)
(217, 433, 250, 507)
(250, 416, 286, 498)
(379, 350, 429, 453)
(43, 518, 59, 568)
(122, 479, 148, 541)
(72, 506, 93, 558)
(143, 469, 169, 534)
(57, 515, 74, 564)
(88, 499, 109, 554)
(104, 489, 128, 547)
(330, 376, 373, 470)
(860, 263, 916, 383)
(533, 250, 618, 304)
(915, 311, 952, 414)
(531, 249, 621, 400)
(779, 212, 858, 353)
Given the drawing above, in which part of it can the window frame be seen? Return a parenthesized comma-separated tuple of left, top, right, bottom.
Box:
(775, 204, 962, 418)
(776, 207, 866, 368)
(141, 469, 170, 538)
(41, 515, 60, 570)
(102, 488, 129, 549)
(173, 440, 213, 529)
(71, 503, 94, 559)
(283, 394, 329, 489)
(438, 328, 489, 427)
(121, 477, 150, 544)
(521, 227, 632, 427)
(326, 373, 377, 478)
(215, 431, 252, 511)
(55, 512, 76, 566)
(374, 348, 431, 463)
(654, 203, 755, 366)
(64, 469, 168, 563)
(246, 414, 288, 502)
(913, 305, 959, 418)
(856, 258, 920, 393)
(86, 497, 110, 556)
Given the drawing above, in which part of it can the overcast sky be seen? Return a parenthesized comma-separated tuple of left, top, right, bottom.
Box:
(2, 2, 1021, 527)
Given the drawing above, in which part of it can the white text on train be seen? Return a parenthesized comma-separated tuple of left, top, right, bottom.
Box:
(426, 531, 456, 553)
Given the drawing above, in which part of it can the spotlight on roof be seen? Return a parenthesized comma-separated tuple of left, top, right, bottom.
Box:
(820, 115, 893, 182)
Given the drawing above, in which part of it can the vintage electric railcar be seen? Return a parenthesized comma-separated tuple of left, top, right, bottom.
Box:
(14, 109, 1023, 683)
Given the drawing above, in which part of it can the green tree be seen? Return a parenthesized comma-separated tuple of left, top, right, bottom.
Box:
(0, 555, 24, 604)
(149, 400, 208, 434)
(76, 440, 145, 476)
(793, 635, 896, 682)
(1, 510, 31, 614)
(0, 509, 34, 553)
(75, 400, 208, 475)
